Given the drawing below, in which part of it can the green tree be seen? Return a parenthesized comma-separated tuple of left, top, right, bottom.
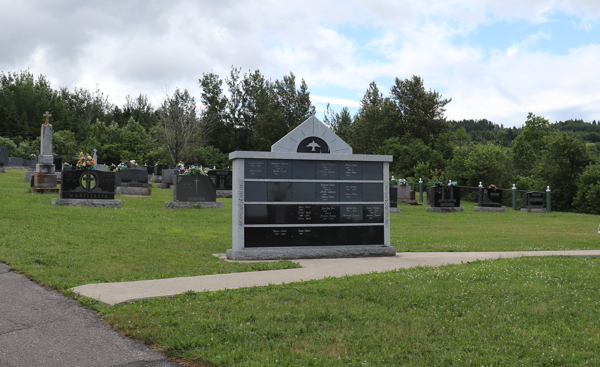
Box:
(389, 75, 451, 147)
(447, 143, 513, 188)
(536, 132, 591, 211)
(53, 130, 79, 164)
(375, 134, 444, 178)
(352, 82, 397, 154)
(573, 163, 600, 214)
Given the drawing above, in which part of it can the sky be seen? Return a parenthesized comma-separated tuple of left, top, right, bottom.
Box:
(1, 0, 600, 128)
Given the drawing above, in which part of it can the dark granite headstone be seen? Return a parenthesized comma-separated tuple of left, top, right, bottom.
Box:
(524, 192, 545, 209)
(390, 186, 398, 208)
(116, 169, 149, 187)
(0, 146, 8, 166)
(429, 186, 461, 207)
(154, 164, 169, 176)
(207, 169, 233, 190)
(8, 157, 23, 166)
(53, 154, 62, 172)
(60, 170, 116, 199)
(162, 169, 175, 184)
(478, 188, 503, 207)
(173, 174, 216, 202)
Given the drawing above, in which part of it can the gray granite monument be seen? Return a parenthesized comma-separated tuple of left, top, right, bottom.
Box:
(227, 116, 395, 260)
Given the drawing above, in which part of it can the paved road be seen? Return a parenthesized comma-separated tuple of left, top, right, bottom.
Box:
(73, 250, 600, 306)
(0, 263, 182, 367)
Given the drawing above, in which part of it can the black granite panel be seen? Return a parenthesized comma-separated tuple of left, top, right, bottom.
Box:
(317, 183, 339, 202)
(340, 183, 362, 202)
(339, 226, 364, 245)
(292, 204, 317, 223)
(245, 159, 268, 179)
(525, 191, 545, 208)
(268, 182, 293, 202)
(268, 160, 292, 179)
(431, 186, 461, 207)
(117, 169, 148, 187)
(364, 226, 385, 245)
(316, 161, 339, 180)
(245, 181, 268, 202)
(207, 169, 233, 190)
(244, 204, 268, 224)
(268, 228, 293, 247)
(267, 205, 293, 224)
(292, 182, 316, 202)
(340, 204, 363, 223)
(297, 137, 330, 153)
(292, 160, 316, 179)
(390, 187, 398, 208)
(341, 162, 362, 180)
(292, 227, 319, 246)
(317, 204, 340, 223)
(478, 188, 503, 207)
(363, 205, 384, 223)
(244, 227, 268, 247)
(362, 183, 383, 202)
(362, 162, 383, 180)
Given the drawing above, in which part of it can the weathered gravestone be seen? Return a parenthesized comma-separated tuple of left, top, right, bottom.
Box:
(24, 157, 38, 181)
(165, 174, 223, 209)
(52, 170, 122, 207)
(115, 168, 152, 196)
(397, 185, 413, 202)
(8, 157, 24, 167)
(159, 169, 175, 188)
(152, 164, 169, 183)
(31, 112, 59, 193)
(521, 191, 546, 213)
(474, 187, 507, 212)
(427, 185, 463, 212)
(207, 169, 233, 198)
(227, 116, 395, 260)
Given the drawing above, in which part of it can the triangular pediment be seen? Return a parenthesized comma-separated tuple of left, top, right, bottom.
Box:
(271, 116, 352, 154)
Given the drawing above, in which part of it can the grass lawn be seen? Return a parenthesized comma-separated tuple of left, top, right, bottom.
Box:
(1, 168, 599, 366)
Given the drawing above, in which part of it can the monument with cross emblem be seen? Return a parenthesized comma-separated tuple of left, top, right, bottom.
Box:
(53, 150, 122, 207)
(31, 112, 59, 193)
(165, 172, 223, 209)
(227, 116, 395, 260)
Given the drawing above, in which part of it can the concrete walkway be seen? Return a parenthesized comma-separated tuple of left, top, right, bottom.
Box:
(72, 250, 600, 306)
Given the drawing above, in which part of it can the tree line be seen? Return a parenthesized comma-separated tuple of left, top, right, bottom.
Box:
(1, 68, 600, 214)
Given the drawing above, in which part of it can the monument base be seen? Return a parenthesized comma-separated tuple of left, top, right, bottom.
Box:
(116, 186, 152, 197)
(165, 201, 224, 209)
(227, 245, 397, 261)
(158, 183, 172, 189)
(152, 174, 163, 183)
(52, 198, 123, 208)
(520, 208, 547, 213)
(473, 206, 508, 212)
(390, 207, 404, 213)
(24, 171, 34, 181)
(0, 167, 5, 173)
(30, 187, 60, 194)
(427, 206, 465, 213)
(217, 189, 232, 198)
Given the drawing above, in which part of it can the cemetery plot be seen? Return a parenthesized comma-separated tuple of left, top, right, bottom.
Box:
(207, 169, 233, 190)
(173, 174, 217, 202)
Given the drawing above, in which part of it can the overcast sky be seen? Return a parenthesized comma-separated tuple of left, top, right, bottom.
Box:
(1, 0, 599, 127)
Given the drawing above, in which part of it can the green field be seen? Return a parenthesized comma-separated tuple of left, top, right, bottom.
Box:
(1, 168, 599, 366)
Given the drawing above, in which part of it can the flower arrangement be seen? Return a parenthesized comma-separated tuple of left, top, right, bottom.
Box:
(182, 165, 207, 175)
(488, 184, 498, 190)
(398, 178, 407, 186)
(175, 161, 186, 174)
(76, 152, 96, 170)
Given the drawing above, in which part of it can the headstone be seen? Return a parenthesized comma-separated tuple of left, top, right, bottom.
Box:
(390, 187, 398, 207)
(8, 157, 24, 167)
(207, 169, 233, 198)
(474, 187, 507, 212)
(53, 154, 63, 172)
(228, 116, 395, 260)
(165, 174, 223, 208)
(521, 191, 546, 213)
(115, 169, 152, 196)
(31, 112, 59, 193)
(154, 164, 169, 176)
(52, 169, 122, 207)
(0, 146, 8, 166)
(159, 169, 175, 188)
(427, 185, 463, 212)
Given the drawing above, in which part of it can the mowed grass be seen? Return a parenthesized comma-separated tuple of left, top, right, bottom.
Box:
(103, 256, 600, 366)
(1, 168, 600, 366)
